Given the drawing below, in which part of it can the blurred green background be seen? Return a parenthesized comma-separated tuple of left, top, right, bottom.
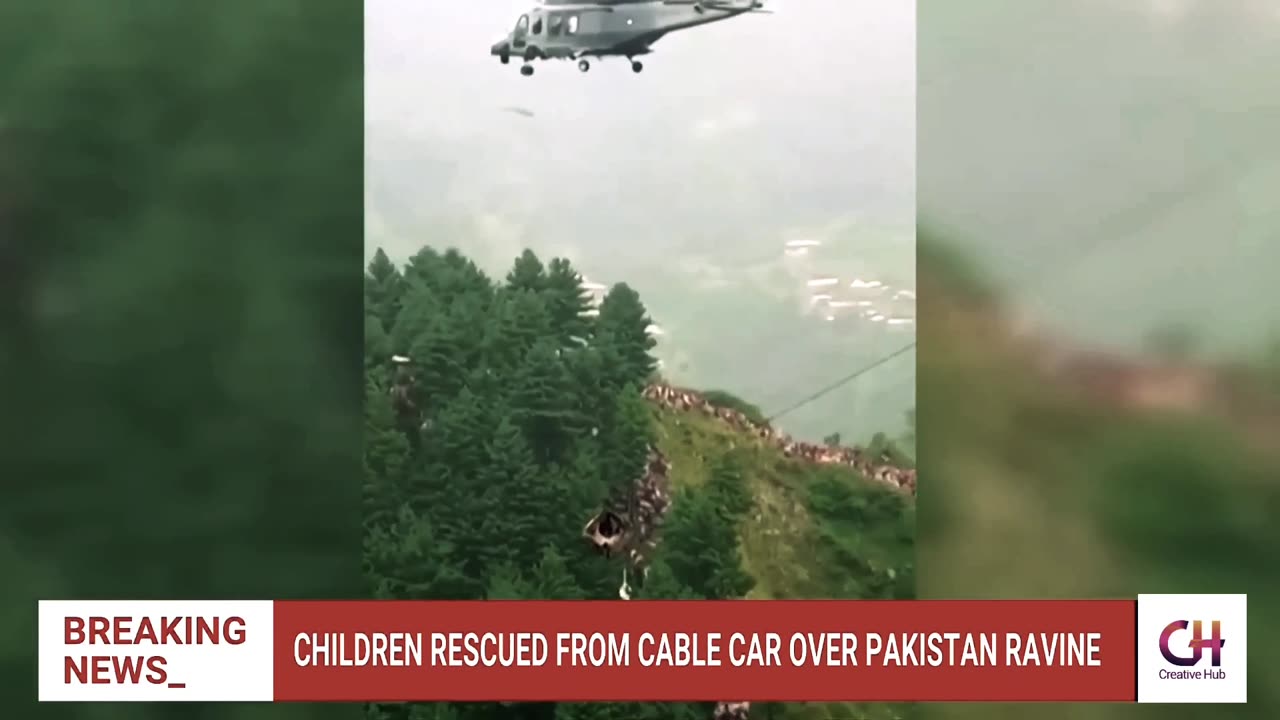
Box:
(1, 2, 364, 719)
(918, 1, 1279, 718)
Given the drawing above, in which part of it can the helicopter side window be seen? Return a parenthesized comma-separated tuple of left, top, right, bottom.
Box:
(532, 18, 543, 35)
(567, 15, 579, 34)
(548, 15, 563, 37)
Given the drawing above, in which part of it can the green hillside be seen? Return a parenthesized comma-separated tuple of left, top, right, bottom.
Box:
(364, 245, 916, 720)
(652, 403, 914, 604)
(652, 404, 914, 720)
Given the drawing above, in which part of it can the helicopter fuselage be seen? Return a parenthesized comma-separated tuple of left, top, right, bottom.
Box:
(491, 1, 762, 75)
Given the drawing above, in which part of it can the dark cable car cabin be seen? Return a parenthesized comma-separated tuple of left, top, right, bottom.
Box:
(583, 509, 626, 557)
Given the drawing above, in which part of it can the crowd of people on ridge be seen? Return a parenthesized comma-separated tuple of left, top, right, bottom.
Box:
(387, 357, 914, 496)
(642, 382, 917, 495)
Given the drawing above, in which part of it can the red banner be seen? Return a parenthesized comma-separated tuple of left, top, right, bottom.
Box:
(272, 600, 1136, 702)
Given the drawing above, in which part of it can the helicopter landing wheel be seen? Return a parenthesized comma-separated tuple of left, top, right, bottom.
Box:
(630, 60, 643, 73)
(520, 64, 534, 77)
(578, 59, 590, 72)
(500, 53, 510, 65)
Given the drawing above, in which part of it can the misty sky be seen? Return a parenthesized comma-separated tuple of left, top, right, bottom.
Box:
(366, 0, 917, 442)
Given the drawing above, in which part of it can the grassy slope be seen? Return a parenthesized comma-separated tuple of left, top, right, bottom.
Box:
(651, 403, 915, 720)
(916, 232, 1280, 720)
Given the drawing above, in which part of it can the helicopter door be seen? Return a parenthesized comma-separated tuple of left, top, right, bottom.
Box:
(512, 14, 530, 51)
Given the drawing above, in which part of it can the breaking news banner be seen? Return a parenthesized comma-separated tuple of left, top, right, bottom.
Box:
(36, 595, 1246, 704)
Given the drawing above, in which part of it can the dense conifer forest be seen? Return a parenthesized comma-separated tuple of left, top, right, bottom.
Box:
(363, 246, 915, 720)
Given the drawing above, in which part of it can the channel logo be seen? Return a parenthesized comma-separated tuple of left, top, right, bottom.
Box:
(1137, 595, 1246, 703)
(1158, 620, 1224, 667)
(1157, 620, 1226, 681)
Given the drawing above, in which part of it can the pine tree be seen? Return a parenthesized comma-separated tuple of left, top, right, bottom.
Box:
(506, 249, 548, 293)
(563, 440, 607, 520)
(366, 315, 393, 369)
(509, 338, 579, 463)
(598, 387, 654, 501)
(485, 561, 534, 600)
(420, 389, 497, 589)
(530, 546, 585, 600)
(594, 283, 657, 388)
(390, 281, 440, 357)
(421, 387, 491, 487)
(485, 288, 554, 374)
(364, 505, 467, 601)
(408, 294, 489, 402)
(544, 257, 594, 344)
(364, 379, 410, 530)
(407, 247, 494, 310)
(563, 343, 623, 441)
(403, 246, 444, 288)
(477, 417, 567, 570)
(366, 247, 405, 332)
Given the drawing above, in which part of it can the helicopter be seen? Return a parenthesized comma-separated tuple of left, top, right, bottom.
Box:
(491, 0, 770, 76)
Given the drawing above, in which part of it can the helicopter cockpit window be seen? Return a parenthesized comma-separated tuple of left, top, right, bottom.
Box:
(515, 15, 529, 35)
(532, 18, 543, 35)
(567, 15, 579, 34)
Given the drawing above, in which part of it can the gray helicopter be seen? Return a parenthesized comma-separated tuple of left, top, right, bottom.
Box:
(491, 0, 769, 76)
